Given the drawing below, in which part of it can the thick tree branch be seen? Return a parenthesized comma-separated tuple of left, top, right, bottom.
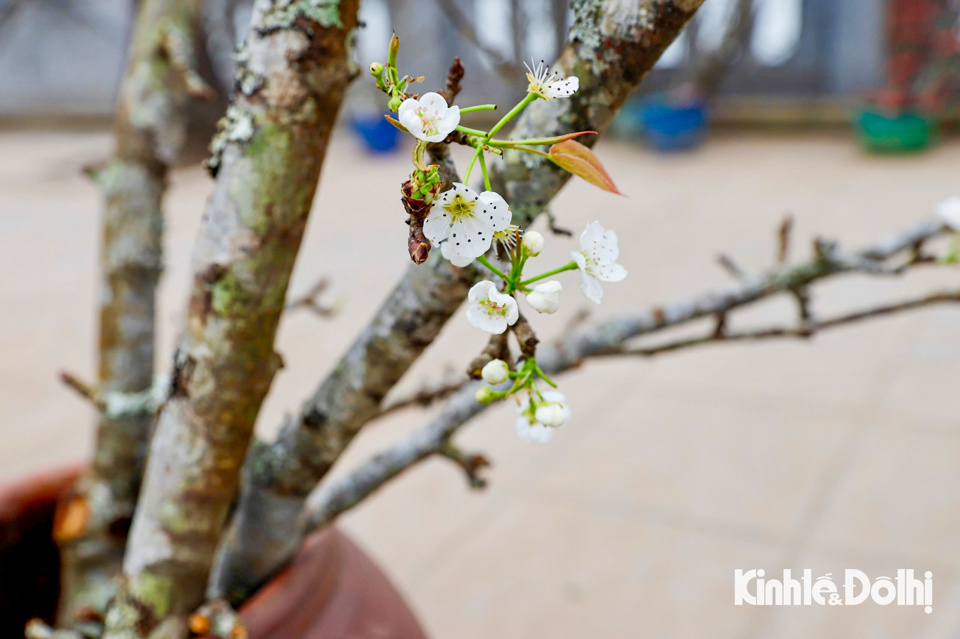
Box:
(54, 0, 209, 626)
(100, 1, 360, 637)
(300, 218, 954, 529)
(210, 0, 706, 605)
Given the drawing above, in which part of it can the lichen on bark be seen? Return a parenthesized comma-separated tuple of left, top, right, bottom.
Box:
(209, 0, 705, 608)
(54, 0, 209, 627)
(100, 0, 360, 636)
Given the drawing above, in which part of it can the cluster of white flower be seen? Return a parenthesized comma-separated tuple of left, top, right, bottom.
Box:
(384, 53, 624, 443)
(463, 222, 627, 333)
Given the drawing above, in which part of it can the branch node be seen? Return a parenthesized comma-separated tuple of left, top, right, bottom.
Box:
(440, 441, 491, 490)
(511, 313, 539, 359)
(712, 312, 727, 338)
(777, 214, 794, 263)
(468, 333, 510, 379)
(546, 210, 574, 237)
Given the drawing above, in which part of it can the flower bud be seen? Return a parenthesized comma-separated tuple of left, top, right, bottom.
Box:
(526, 281, 562, 314)
(388, 33, 401, 68)
(535, 403, 567, 428)
(387, 95, 403, 112)
(481, 359, 510, 385)
(475, 387, 497, 404)
(369, 62, 384, 76)
(522, 231, 545, 256)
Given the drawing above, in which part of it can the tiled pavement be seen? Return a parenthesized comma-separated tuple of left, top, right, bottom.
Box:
(1, 128, 958, 638)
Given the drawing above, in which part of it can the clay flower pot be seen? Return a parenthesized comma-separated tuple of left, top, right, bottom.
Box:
(0, 466, 427, 639)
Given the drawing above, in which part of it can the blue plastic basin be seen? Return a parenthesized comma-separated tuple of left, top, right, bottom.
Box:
(639, 100, 708, 151)
(350, 114, 401, 154)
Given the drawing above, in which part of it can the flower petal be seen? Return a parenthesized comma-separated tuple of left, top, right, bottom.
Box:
(440, 240, 475, 267)
(477, 191, 512, 231)
(467, 304, 508, 334)
(594, 261, 627, 282)
(418, 92, 447, 115)
(578, 270, 603, 304)
(579, 221, 606, 250)
(515, 416, 554, 443)
(452, 182, 477, 199)
(436, 105, 461, 136)
(469, 280, 498, 303)
(546, 75, 579, 98)
(423, 205, 452, 243)
(502, 294, 519, 326)
(447, 215, 493, 259)
(571, 250, 587, 272)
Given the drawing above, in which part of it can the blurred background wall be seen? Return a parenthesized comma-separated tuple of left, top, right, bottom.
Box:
(0, 0, 887, 117)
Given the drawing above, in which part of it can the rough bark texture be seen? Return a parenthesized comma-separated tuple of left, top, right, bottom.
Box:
(301, 219, 952, 528)
(55, 0, 207, 625)
(210, 0, 705, 606)
(100, 1, 359, 637)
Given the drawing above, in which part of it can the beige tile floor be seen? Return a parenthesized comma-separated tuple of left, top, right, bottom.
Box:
(1, 127, 959, 638)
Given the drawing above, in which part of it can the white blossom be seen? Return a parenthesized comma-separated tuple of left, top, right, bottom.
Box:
(515, 390, 570, 443)
(937, 197, 960, 231)
(481, 359, 511, 385)
(522, 230, 545, 256)
(466, 281, 519, 334)
(526, 281, 562, 314)
(425, 183, 512, 263)
(572, 221, 627, 304)
(524, 60, 579, 100)
(397, 92, 460, 143)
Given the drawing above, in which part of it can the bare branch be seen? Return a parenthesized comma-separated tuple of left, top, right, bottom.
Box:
(285, 277, 337, 318)
(102, 1, 361, 635)
(212, 0, 708, 605)
(58, 0, 211, 623)
(376, 379, 470, 419)
(606, 290, 960, 358)
(432, 0, 516, 79)
(301, 218, 953, 530)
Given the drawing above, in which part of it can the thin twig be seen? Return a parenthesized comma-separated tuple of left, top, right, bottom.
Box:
(300, 218, 953, 530)
(440, 441, 491, 489)
(285, 277, 337, 317)
(605, 290, 960, 358)
(377, 380, 470, 419)
(432, 0, 516, 80)
(716, 253, 746, 280)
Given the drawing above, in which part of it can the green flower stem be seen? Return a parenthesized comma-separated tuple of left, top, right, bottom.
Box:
(456, 125, 489, 136)
(484, 93, 537, 144)
(520, 260, 579, 287)
(476, 255, 510, 282)
(489, 141, 551, 158)
(477, 150, 492, 191)
(533, 362, 557, 388)
(459, 104, 497, 114)
(462, 146, 482, 184)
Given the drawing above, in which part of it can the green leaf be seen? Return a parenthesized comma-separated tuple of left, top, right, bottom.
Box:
(548, 140, 621, 195)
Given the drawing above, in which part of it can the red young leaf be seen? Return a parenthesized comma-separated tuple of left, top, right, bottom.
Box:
(548, 140, 621, 195)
